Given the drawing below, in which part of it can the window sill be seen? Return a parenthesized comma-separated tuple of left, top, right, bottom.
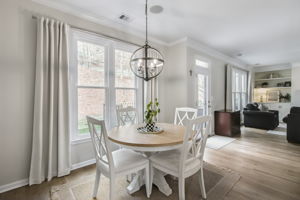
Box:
(71, 137, 91, 145)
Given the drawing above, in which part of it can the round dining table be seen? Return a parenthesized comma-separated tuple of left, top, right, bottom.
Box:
(108, 123, 185, 196)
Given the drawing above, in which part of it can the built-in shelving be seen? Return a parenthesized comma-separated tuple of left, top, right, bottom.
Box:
(253, 68, 291, 103)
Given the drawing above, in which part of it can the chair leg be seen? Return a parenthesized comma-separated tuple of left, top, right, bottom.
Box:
(110, 176, 115, 200)
(199, 167, 207, 199)
(145, 166, 151, 198)
(178, 177, 185, 200)
(93, 169, 101, 198)
(149, 163, 154, 193)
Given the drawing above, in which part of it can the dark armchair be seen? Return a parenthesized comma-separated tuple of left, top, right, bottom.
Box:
(283, 107, 300, 143)
(243, 103, 279, 130)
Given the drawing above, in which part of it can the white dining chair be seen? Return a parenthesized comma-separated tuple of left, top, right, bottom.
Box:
(116, 106, 139, 126)
(87, 116, 150, 199)
(116, 106, 140, 182)
(150, 115, 211, 200)
(174, 107, 198, 126)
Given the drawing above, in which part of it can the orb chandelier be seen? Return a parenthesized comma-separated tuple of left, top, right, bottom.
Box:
(130, 0, 164, 81)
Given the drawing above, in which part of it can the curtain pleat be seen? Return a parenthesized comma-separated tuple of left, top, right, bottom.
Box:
(29, 17, 70, 185)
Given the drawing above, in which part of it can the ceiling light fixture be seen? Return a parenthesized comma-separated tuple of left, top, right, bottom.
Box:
(130, 0, 164, 81)
(150, 5, 164, 14)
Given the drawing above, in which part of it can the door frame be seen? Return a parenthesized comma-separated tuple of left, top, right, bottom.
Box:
(193, 55, 212, 117)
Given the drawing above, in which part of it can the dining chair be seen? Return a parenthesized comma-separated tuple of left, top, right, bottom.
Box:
(116, 106, 139, 126)
(87, 116, 150, 199)
(150, 115, 211, 200)
(116, 106, 140, 182)
(174, 107, 198, 126)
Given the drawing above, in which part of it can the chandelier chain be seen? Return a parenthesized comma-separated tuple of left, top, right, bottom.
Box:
(145, 0, 148, 45)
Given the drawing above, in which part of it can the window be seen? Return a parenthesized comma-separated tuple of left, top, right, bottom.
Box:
(115, 49, 137, 108)
(232, 68, 248, 111)
(197, 74, 207, 110)
(77, 41, 106, 136)
(195, 59, 209, 68)
(70, 30, 142, 141)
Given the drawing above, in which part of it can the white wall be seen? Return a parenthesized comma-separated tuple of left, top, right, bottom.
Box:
(0, 0, 166, 188)
(292, 63, 300, 106)
(162, 42, 188, 122)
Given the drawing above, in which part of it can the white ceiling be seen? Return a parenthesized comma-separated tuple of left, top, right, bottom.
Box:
(34, 0, 300, 66)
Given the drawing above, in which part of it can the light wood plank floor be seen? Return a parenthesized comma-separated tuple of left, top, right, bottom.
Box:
(205, 127, 300, 200)
(1, 127, 300, 200)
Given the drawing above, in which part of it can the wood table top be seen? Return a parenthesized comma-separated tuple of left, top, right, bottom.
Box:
(108, 123, 185, 147)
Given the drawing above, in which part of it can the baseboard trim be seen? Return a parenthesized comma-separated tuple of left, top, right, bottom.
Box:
(0, 179, 29, 193)
(71, 158, 96, 170)
(0, 159, 96, 193)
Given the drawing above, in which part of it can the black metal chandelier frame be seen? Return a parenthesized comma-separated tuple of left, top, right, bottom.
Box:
(129, 0, 164, 81)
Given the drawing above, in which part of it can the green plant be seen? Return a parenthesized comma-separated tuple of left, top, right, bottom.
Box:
(145, 98, 160, 124)
(279, 93, 291, 102)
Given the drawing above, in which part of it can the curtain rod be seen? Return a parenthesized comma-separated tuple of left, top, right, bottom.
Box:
(32, 15, 142, 47)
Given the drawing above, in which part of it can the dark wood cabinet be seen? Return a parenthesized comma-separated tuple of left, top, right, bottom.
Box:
(214, 110, 241, 137)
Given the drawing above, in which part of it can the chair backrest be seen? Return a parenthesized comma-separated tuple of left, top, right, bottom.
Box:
(86, 116, 114, 170)
(179, 115, 211, 172)
(116, 106, 139, 126)
(174, 107, 198, 126)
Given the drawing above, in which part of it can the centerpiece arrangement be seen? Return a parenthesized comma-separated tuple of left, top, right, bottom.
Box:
(137, 98, 163, 134)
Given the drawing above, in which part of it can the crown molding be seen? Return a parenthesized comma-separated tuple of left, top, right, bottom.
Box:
(252, 63, 291, 72)
(166, 37, 188, 47)
(32, 0, 169, 46)
(184, 38, 248, 68)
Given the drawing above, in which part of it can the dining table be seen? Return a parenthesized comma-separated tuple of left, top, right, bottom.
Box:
(108, 122, 185, 196)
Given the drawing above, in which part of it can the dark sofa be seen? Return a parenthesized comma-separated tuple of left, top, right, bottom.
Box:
(283, 107, 300, 143)
(243, 103, 279, 130)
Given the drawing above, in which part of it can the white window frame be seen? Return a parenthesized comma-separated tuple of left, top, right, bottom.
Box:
(69, 30, 142, 142)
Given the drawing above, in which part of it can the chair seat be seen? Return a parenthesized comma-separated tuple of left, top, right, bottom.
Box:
(98, 148, 148, 174)
(150, 149, 201, 177)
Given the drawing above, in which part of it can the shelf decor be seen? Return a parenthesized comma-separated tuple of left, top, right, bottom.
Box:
(284, 81, 291, 87)
(279, 93, 291, 103)
(253, 68, 292, 103)
(266, 90, 280, 103)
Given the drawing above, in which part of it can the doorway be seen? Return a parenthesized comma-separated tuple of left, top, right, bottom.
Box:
(194, 58, 211, 117)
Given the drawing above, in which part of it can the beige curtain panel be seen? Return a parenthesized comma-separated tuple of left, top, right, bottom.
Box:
(29, 17, 70, 185)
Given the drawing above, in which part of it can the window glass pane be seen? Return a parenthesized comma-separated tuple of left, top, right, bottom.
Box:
(195, 59, 209, 68)
(234, 93, 241, 111)
(235, 72, 240, 92)
(78, 88, 105, 134)
(115, 49, 135, 88)
(77, 41, 105, 86)
(197, 74, 209, 116)
(241, 93, 247, 108)
(242, 74, 247, 92)
(197, 74, 205, 109)
(116, 89, 136, 108)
